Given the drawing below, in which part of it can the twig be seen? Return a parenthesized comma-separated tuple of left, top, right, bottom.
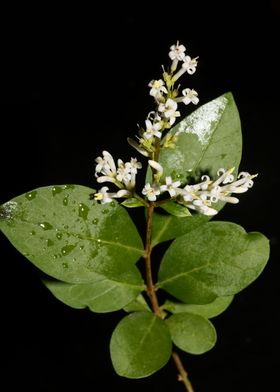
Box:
(172, 351, 195, 392)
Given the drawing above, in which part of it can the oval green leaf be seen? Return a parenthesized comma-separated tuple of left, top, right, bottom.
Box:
(0, 185, 144, 283)
(166, 313, 217, 354)
(44, 269, 144, 313)
(110, 312, 172, 378)
(158, 222, 269, 304)
(162, 295, 234, 319)
(159, 201, 192, 217)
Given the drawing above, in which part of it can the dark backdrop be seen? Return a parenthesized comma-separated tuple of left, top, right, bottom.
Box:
(1, 2, 279, 391)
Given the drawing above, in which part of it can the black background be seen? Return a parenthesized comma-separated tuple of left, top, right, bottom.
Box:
(1, 2, 279, 391)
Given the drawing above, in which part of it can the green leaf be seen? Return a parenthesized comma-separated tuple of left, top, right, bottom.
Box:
(166, 313, 217, 354)
(158, 222, 270, 304)
(162, 296, 234, 319)
(160, 92, 242, 183)
(110, 312, 172, 378)
(123, 294, 151, 313)
(44, 270, 144, 313)
(151, 92, 242, 245)
(152, 212, 208, 247)
(0, 185, 144, 284)
(159, 201, 192, 217)
(121, 198, 145, 208)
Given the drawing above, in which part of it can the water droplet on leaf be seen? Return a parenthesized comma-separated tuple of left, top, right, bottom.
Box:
(39, 222, 53, 230)
(78, 203, 89, 220)
(52, 186, 63, 196)
(61, 244, 76, 256)
(56, 232, 63, 240)
(25, 191, 37, 201)
(62, 262, 69, 269)
(102, 209, 109, 214)
(47, 239, 54, 247)
(63, 196, 69, 206)
(92, 218, 99, 225)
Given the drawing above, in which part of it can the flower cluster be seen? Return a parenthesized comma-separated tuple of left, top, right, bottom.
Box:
(94, 42, 256, 216)
(94, 151, 142, 204)
(143, 162, 256, 216)
(128, 41, 199, 158)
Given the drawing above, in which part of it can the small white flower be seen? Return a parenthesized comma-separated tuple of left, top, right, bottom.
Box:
(94, 187, 114, 204)
(160, 176, 181, 197)
(148, 79, 167, 100)
(116, 159, 132, 184)
(142, 183, 160, 201)
(126, 158, 142, 174)
(173, 56, 198, 82)
(182, 88, 199, 105)
(143, 119, 162, 139)
(158, 98, 180, 125)
(182, 56, 198, 75)
(95, 150, 117, 178)
(169, 42, 186, 61)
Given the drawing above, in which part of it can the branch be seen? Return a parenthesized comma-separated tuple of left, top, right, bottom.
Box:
(172, 351, 195, 392)
(144, 202, 161, 316)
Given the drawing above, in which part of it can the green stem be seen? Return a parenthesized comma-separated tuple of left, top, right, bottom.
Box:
(172, 352, 195, 392)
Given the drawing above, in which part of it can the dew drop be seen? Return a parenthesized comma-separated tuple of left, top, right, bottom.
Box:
(102, 208, 109, 214)
(47, 239, 54, 247)
(64, 225, 69, 230)
(52, 186, 63, 196)
(56, 232, 63, 240)
(39, 222, 53, 230)
(92, 218, 99, 225)
(72, 258, 76, 262)
(61, 244, 76, 256)
(63, 185, 75, 190)
(62, 262, 69, 269)
(53, 254, 58, 259)
(25, 191, 37, 201)
(63, 195, 69, 206)
(78, 203, 89, 220)
(110, 201, 115, 207)
(79, 245, 84, 250)
(30, 230, 36, 236)
(97, 239, 102, 247)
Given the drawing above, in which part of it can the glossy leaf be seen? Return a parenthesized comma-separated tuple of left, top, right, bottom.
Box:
(151, 212, 209, 247)
(0, 185, 144, 284)
(110, 312, 172, 378)
(123, 294, 151, 313)
(166, 313, 217, 354)
(121, 198, 145, 208)
(151, 92, 242, 245)
(162, 295, 234, 319)
(44, 270, 144, 313)
(158, 222, 269, 304)
(160, 92, 242, 183)
(159, 201, 192, 217)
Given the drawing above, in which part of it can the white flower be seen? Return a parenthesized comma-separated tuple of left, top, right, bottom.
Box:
(148, 79, 167, 100)
(94, 187, 131, 204)
(158, 98, 180, 125)
(169, 42, 186, 61)
(142, 183, 160, 201)
(116, 159, 132, 184)
(94, 187, 114, 204)
(160, 176, 181, 197)
(95, 150, 117, 178)
(143, 119, 162, 139)
(173, 56, 198, 82)
(182, 88, 199, 105)
(126, 158, 142, 174)
(182, 56, 198, 74)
